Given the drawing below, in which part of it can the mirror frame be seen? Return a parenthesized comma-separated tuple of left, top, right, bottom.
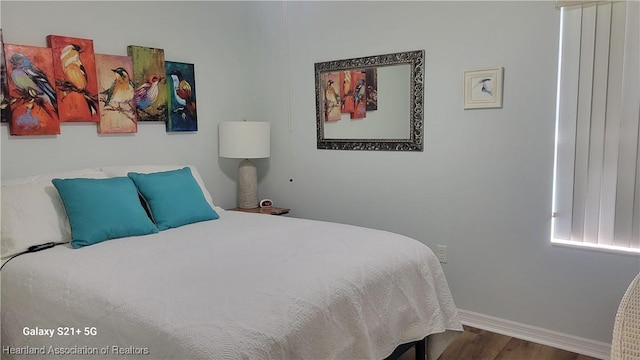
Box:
(314, 50, 424, 151)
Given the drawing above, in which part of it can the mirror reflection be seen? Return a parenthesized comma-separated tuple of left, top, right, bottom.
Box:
(323, 64, 410, 140)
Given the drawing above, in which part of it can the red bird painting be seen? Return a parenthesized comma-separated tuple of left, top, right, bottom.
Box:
(340, 70, 354, 114)
(350, 71, 366, 120)
(47, 35, 100, 122)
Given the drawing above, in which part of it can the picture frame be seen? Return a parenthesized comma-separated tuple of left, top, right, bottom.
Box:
(4, 43, 61, 135)
(95, 53, 137, 134)
(127, 45, 168, 122)
(47, 35, 100, 122)
(463, 66, 503, 109)
(165, 60, 198, 132)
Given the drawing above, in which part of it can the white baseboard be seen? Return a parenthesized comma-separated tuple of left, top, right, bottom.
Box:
(457, 309, 611, 360)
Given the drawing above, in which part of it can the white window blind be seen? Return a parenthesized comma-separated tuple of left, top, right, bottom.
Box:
(553, 0, 640, 252)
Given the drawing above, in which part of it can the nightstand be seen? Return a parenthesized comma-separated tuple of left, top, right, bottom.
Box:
(228, 206, 290, 215)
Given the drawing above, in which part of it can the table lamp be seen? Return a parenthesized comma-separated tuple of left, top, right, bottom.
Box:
(219, 121, 271, 209)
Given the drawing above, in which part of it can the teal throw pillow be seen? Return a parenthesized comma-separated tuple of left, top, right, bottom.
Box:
(128, 167, 219, 230)
(52, 177, 159, 249)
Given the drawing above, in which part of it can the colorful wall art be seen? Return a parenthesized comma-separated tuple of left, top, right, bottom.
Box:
(1, 32, 200, 136)
(350, 70, 366, 119)
(127, 45, 168, 122)
(95, 54, 137, 134)
(47, 35, 100, 122)
(323, 72, 341, 122)
(166, 61, 197, 132)
(340, 70, 354, 114)
(4, 44, 60, 135)
(323, 68, 377, 122)
(365, 68, 378, 111)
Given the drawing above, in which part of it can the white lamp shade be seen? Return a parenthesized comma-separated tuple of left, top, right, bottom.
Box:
(219, 121, 270, 159)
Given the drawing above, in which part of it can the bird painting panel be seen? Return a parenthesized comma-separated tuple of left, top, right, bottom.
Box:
(364, 68, 378, 111)
(323, 72, 341, 122)
(95, 54, 137, 134)
(340, 70, 355, 114)
(350, 70, 367, 120)
(3, 44, 60, 136)
(1, 29, 12, 124)
(165, 61, 197, 132)
(47, 35, 100, 123)
(127, 45, 168, 122)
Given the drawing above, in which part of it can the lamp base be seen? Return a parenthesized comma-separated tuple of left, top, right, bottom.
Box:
(237, 159, 258, 209)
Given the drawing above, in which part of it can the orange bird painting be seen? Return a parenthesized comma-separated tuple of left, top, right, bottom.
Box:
(47, 35, 100, 122)
(323, 72, 341, 122)
(96, 53, 137, 134)
(4, 44, 60, 135)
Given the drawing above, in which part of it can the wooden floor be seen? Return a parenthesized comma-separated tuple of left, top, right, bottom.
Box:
(398, 326, 602, 360)
(436, 326, 601, 360)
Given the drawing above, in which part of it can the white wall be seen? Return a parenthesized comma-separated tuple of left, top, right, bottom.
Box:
(250, 1, 640, 344)
(2, 0, 638, 346)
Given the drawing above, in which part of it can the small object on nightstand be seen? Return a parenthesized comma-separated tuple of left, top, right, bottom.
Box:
(228, 206, 290, 215)
(259, 199, 273, 208)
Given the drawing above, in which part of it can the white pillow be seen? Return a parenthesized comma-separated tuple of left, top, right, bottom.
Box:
(1, 169, 108, 260)
(100, 165, 216, 209)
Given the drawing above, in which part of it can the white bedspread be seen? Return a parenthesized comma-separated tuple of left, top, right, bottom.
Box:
(1, 211, 462, 359)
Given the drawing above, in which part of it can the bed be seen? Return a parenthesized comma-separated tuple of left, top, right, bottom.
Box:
(0, 165, 463, 360)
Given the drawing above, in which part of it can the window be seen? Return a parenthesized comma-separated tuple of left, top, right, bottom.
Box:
(552, 0, 639, 254)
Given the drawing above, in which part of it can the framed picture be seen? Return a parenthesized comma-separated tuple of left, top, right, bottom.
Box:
(322, 71, 341, 122)
(165, 61, 197, 132)
(127, 45, 167, 122)
(463, 66, 503, 109)
(95, 53, 137, 134)
(4, 44, 61, 135)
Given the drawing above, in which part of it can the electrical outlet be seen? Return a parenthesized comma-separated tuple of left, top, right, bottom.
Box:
(436, 245, 448, 263)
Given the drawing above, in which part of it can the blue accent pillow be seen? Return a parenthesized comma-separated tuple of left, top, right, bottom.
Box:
(127, 167, 219, 230)
(52, 177, 159, 249)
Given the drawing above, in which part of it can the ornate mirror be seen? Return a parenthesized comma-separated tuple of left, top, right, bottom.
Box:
(314, 50, 424, 151)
